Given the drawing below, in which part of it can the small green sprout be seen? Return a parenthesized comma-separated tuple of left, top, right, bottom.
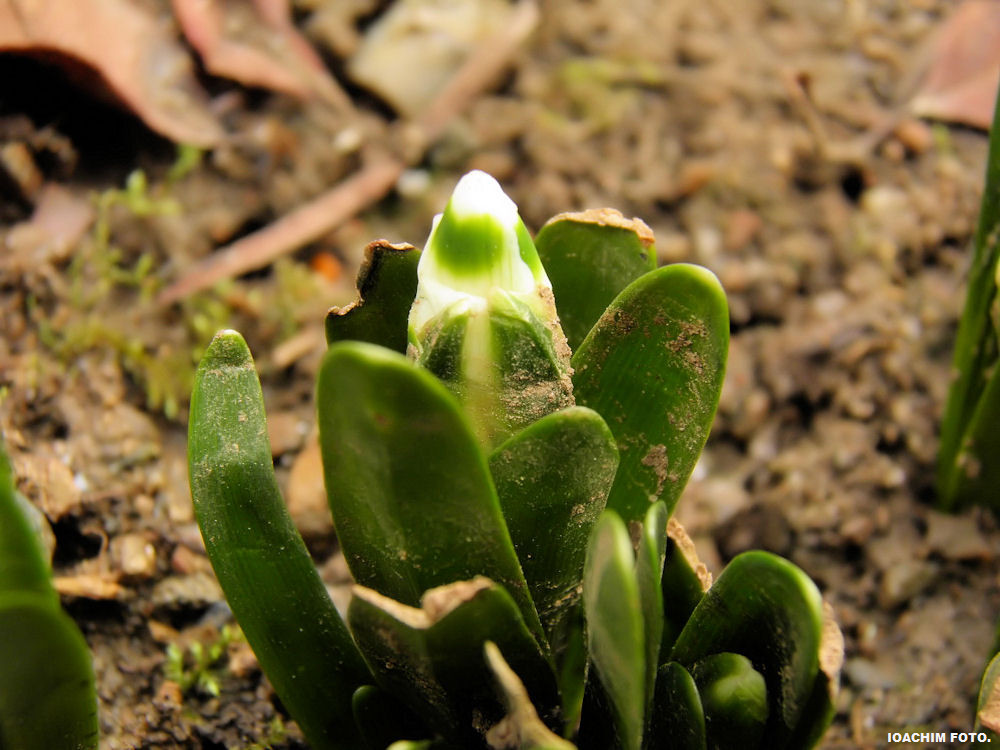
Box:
(164, 624, 243, 698)
(245, 716, 292, 750)
(166, 143, 204, 184)
(189, 171, 841, 749)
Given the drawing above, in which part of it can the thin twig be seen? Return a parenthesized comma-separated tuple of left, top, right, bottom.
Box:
(157, 155, 402, 306)
(782, 67, 907, 167)
(157, 0, 539, 306)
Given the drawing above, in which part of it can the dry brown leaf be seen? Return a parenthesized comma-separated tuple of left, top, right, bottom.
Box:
(171, 0, 349, 109)
(0, 0, 225, 146)
(910, 0, 1000, 129)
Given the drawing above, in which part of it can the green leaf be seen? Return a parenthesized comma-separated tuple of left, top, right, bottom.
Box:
(939, 77, 1000, 510)
(646, 662, 706, 750)
(784, 670, 840, 750)
(939, 358, 1000, 509)
(326, 241, 420, 353)
(690, 652, 768, 750)
(188, 330, 370, 750)
(670, 551, 827, 750)
(0, 592, 100, 750)
(554, 608, 588, 738)
(659, 520, 710, 656)
(535, 210, 657, 351)
(488, 406, 618, 642)
(0, 447, 55, 600)
(348, 579, 560, 746)
(785, 603, 843, 750)
(636, 502, 668, 714)
(0, 443, 98, 750)
(582, 511, 646, 750)
(572, 264, 729, 523)
(976, 651, 1000, 740)
(317, 341, 544, 647)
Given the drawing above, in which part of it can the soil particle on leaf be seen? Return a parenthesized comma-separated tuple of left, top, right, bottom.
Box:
(639, 443, 669, 500)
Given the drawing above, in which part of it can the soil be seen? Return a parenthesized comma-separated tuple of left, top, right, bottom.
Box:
(1, 1, 998, 748)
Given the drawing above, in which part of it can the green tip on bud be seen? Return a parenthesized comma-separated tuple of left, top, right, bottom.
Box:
(409, 170, 549, 339)
(432, 170, 543, 284)
(407, 171, 573, 448)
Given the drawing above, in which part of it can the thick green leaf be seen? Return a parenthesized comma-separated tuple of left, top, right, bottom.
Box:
(582, 510, 646, 750)
(785, 603, 842, 749)
(0, 443, 98, 750)
(976, 651, 1000, 740)
(939, 79, 1000, 510)
(188, 330, 369, 750)
(660, 520, 710, 656)
(535, 210, 657, 351)
(317, 341, 544, 646)
(0, 593, 100, 750)
(646, 662, 706, 750)
(690, 652, 768, 750)
(348, 579, 560, 747)
(489, 406, 618, 642)
(349, 591, 447, 740)
(636, 502, 668, 714)
(670, 551, 826, 750)
(784, 671, 839, 749)
(326, 240, 420, 352)
(0, 446, 54, 599)
(555, 609, 588, 738)
(572, 264, 729, 523)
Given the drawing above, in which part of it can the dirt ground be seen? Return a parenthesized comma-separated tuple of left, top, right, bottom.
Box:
(2, 0, 999, 748)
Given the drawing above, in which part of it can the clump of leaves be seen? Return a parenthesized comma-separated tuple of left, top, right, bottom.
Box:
(0, 439, 98, 749)
(189, 171, 842, 749)
(938, 80, 1000, 511)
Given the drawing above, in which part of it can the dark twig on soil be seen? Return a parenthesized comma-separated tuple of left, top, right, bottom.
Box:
(782, 67, 928, 168)
(157, 0, 540, 307)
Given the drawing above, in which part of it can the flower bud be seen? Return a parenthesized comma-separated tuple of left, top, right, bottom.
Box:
(408, 170, 574, 447)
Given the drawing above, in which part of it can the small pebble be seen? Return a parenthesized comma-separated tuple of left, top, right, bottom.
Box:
(924, 511, 993, 562)
(111, 533, 158, 579)
(879, 560, 937, 608)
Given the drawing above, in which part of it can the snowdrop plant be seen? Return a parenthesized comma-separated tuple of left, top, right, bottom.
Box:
(189, 171, 841, 749)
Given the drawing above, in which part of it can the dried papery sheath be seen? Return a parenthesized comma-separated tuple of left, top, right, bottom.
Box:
(408, 170, 573, 448)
